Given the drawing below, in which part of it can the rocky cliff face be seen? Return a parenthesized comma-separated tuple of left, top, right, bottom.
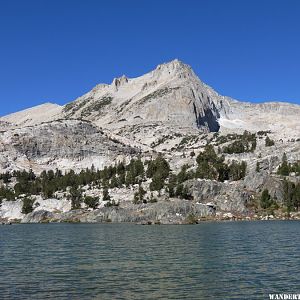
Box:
(0, 119, 138, 173)
(62, 60, 219, 130)
(216, 97, 300, 137)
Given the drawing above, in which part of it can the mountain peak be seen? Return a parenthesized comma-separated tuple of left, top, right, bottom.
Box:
(153, 59, 195, 81)
(156, 59, 190, 71)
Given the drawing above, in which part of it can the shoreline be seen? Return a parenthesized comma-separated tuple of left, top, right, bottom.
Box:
(2, 215, 300, 225)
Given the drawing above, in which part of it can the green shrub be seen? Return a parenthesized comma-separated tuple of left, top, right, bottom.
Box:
(84, 196, 99, 209)
(228, 161, 247, 181)
(265, 136, 275, 147)
(22, 197, 34, 214)
(133, 185, 147, 204)
(104, 200, 119, 207)
(277, 153, 300, 176)
(186, 214, 198, 224)
(222, 131, 256, 154)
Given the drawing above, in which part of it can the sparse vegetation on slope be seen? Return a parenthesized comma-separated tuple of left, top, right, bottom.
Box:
(81, 96, 113, 117)
(222, 131, 256, 154)
(277, 153, 300, 176)
(195, 145, 247, 182)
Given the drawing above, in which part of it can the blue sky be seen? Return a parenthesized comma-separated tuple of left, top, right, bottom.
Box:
(0, 0, 299, 116)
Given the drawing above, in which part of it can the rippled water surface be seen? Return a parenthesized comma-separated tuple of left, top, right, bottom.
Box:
(0, 221, 299, 299)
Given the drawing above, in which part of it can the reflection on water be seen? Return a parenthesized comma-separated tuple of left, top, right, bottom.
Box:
(0, 221, 299, 299)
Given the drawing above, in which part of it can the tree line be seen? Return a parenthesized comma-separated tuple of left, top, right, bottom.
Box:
(0, 146, 248, 207)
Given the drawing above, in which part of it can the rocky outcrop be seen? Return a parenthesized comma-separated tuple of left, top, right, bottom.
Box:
(216, 97, 300, 138)
(21, 210, 55, 223)
(0, 199, 23, 220)
(0, 119, 138, 173)
(19, 199, 215, 224)
(191, 179, 251, 213)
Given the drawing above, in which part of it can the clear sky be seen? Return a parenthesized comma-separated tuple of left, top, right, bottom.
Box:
(0, 0, 299, 116)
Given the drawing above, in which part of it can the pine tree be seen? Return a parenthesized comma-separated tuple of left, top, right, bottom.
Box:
(84, 196, 99, 209)
(102, 187, 111, 201)
(283, 179, 295, 212)
(182, 185, 192, 200)
(146, 155, 170, 180)
(22, 197, 34, 214)
(168, 174, 177, 197)
(292, 183, 300, 210)
(133, 185, 146, 204)
(256, 162, 260, 172)
(228, 161, 247, 181)
(260, 189, 271, 209)
(277, 153, 290, 176)
(175, 184, 183, 198)
(70, 186, 82, 209)
(110, 175, 119, 188)
(150, 173, 164, 191)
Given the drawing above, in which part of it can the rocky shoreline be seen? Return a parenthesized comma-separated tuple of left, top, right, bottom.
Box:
(1, 201, 300, 225)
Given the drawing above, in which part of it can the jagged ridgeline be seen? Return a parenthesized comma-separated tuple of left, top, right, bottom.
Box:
(0, 59, 300, 223)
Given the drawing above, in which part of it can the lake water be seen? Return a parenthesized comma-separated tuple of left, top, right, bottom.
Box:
(0, 221, 299, 299)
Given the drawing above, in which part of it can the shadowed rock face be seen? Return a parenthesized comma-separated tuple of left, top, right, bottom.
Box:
(196, 108, 220, 132)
